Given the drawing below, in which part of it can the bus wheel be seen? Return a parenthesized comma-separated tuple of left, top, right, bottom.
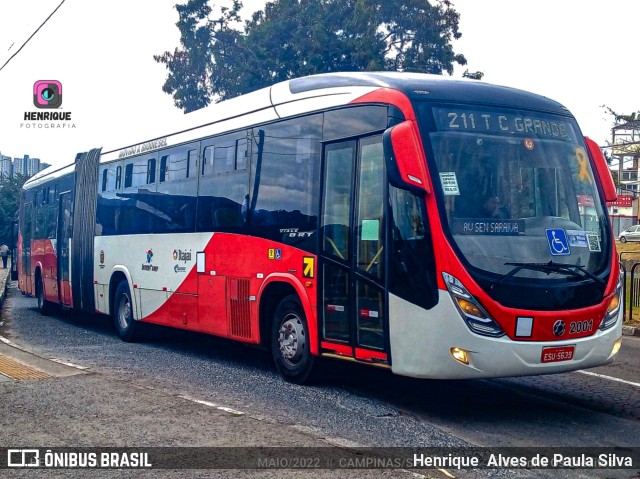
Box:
(114, 280, 138, 342)
(36, 274, 53, 316)
(271, 295, 314, 384)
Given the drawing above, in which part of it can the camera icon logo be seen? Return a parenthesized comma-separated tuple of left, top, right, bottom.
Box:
(33, 80, 63, 108)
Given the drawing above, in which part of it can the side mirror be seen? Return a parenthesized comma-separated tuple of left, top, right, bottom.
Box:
(584, 137, 617, 203)
(383, 121, 429, 194)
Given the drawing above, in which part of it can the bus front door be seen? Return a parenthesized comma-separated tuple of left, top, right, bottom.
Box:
(57, 192, 73, 307)
(320, 136, 389, 365)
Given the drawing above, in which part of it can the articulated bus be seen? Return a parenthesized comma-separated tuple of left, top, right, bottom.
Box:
(18, 72, 622, 383)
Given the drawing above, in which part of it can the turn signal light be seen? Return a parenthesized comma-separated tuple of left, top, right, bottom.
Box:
(455, 298, 486, 319)
(450, 347, 470, 365)
(600, 282, 622, 331)
(607, 292, 620, 314)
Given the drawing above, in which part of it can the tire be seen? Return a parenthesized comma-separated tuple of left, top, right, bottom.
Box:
(620, 236, 627, 243)
(271, 294, 315, 384)
(36, 273, 54, 316)
(113, 280, 139, 342)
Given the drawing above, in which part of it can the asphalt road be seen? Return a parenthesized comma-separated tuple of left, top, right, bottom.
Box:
(1, 282, 639, 479)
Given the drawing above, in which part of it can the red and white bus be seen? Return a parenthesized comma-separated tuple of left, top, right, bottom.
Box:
(18, 72, 622, 383)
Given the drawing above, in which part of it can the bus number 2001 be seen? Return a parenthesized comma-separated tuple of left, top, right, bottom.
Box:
(569, 320, 593, 334)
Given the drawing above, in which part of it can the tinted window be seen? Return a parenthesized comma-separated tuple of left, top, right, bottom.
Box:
(322, 141, 355, 261)
(202, 146, 215, 176)
(197, 133, 251, 232)
(147, 158, 156, 184)
(323, 106, 388, 140)
(389, 186, 438, 309)
(355, 136, 385, 281)
(155, 143, 199, 233)
(124, 163, 133, 188)
(248, 115, 322, 243)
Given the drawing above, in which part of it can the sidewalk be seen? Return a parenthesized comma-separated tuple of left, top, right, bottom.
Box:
(0, 336, 424, 478)
(0, 259, 9, 305)
(0, 285, 423, 478)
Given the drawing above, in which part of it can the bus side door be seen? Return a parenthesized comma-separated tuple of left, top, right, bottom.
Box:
(320, 135, 389, 364)
(57, 192, 73, 307)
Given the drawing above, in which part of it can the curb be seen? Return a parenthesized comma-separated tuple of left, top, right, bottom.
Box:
(622, 325, 640, 337)
(0, 265, 9, 308)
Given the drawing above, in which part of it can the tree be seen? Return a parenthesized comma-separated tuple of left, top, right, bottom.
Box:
(602, 106, 639, 125)
(609, 169, 619, 187)
(462, 69, 484, 80)
(0, 174, 26, 247)
(155, 0, 470, 112)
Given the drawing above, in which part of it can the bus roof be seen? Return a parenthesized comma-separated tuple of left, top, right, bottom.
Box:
(25, 72, 571, 189)
(287, 72, 568, 113)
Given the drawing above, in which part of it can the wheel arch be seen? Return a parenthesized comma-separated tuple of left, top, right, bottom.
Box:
(258, 274, 318, 355)
(33, 261, 44, 295)
(109, 267, 135, 319)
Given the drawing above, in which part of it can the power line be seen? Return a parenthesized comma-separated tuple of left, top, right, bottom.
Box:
(0, 0, 67, 73)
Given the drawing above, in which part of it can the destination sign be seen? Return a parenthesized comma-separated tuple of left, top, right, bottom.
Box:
(451, 219, 525, 236)
(433, 108, 577, 142)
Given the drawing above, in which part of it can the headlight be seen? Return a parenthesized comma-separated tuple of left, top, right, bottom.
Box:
(600, 282, 622, 331)
(442, 272, 505, 337)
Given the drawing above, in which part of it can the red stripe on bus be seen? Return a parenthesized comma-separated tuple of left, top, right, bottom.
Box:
(355, 348, 387, 362)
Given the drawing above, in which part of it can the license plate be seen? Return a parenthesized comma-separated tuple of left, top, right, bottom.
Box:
(541, 345, 575, 363)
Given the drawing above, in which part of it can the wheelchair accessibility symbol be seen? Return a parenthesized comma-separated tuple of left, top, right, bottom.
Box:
(545, 229, 571, 256)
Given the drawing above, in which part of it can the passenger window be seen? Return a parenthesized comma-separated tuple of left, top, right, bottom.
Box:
(159, 156, 168, 183)
(147, 158, 156, 184)
(124, 163, 133, 188)
(101, 169, 108, 192)
(115, 166, 122, 190)
(201, 146, 215, 176)
(322, 141, 355, 261)
(355, 136, 385, 281)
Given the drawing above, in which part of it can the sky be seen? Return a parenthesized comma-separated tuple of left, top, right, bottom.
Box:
(0, 0, 638, 168)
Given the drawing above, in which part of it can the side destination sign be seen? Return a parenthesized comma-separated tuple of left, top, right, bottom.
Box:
(118, 137, 168, 159)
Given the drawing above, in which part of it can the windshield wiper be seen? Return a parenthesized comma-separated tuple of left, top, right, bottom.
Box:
(491, 261, 605, 290)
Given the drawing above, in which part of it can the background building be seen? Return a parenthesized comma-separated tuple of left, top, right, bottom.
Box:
(0, 154, 12, 179)
(607, 119, 640, 236)
(13, 155, 42, 177)
(0, 151, 49, 180)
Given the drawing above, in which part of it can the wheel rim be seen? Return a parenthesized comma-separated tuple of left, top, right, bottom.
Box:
(278, 312, 306, 366)
(117, 293, 131, 331)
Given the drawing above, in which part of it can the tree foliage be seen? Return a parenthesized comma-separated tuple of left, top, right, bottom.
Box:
(602, 105, 640, 126)
(155, 0, 471, 112)
(0, 175, 26, 246)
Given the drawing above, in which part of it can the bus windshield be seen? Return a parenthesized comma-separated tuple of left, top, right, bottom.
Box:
(421, 104, 609, 279)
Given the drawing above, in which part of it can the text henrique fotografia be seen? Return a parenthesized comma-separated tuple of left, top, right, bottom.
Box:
(20, 80, 76, 130)
(22, 111, 75, 129)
